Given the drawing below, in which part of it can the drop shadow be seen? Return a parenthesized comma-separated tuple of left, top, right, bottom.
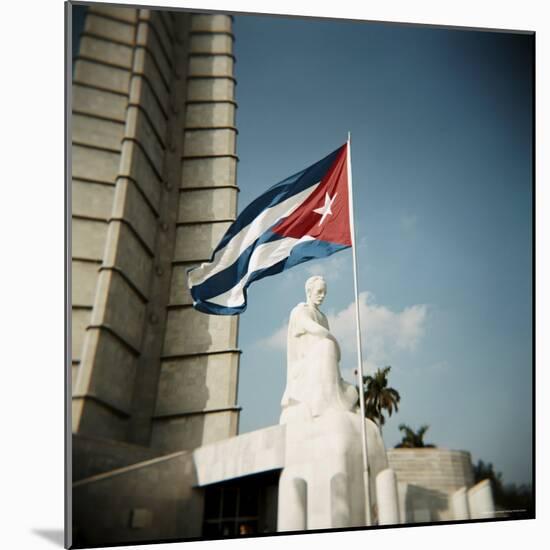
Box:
(32, 528, 65, 547)
(404, 484, 449, 523)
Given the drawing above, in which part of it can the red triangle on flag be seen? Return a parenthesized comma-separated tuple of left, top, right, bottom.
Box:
(271, 144, 352, 246)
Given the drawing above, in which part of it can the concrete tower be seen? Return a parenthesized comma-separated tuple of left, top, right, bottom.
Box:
(71, 3, 240, 479)
(69, 7, 493, 547)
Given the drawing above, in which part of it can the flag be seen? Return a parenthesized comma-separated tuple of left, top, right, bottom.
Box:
(187, 143, 352, 315)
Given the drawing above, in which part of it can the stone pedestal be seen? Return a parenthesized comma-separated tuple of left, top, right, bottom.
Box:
(451, 487, 471, 520)
(376, 468, 401, 525)
(277, 411, 389, 531)
(468, 480, 495, 519)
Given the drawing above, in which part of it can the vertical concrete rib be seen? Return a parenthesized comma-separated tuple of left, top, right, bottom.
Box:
(125, 10, 192, 446)
(72, 10, 241, 454)
(72, 7, 175, 441)
(71, 6, 139, 439)
(150, 13, 241, 453)
(71, 6, 138, 388)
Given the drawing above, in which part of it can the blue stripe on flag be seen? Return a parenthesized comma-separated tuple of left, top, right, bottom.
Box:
(192, 238, 350, 315)
(190, 229, 285, 303)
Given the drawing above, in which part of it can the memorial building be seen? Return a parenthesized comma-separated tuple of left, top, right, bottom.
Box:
(69, 5, 493, 547)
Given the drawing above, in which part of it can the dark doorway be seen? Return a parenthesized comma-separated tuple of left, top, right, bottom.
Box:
(202, 469, 281, 537)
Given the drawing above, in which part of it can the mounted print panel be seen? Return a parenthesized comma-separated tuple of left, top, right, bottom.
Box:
(67, 2, 534, 548)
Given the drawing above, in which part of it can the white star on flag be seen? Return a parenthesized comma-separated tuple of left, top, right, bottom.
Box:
(313, 192, 338, 225)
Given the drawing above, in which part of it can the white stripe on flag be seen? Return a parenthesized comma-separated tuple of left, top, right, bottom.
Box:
(207, 235, 315, 307)
(188, 182, 320, 288)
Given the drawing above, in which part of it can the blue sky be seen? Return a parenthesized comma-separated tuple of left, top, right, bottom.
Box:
(231, 15, 533, 486)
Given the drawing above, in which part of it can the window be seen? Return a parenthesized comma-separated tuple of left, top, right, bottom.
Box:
(202, 470, 280, 537)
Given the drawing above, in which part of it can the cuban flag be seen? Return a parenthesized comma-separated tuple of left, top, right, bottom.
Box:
(187, 143, 352, 315)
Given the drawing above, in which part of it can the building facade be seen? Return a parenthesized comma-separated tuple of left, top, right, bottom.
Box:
(386, 448, 475, 522)
(71, 4, 240, 475)
(69, 5, 493, 547)
(70, 5, 242, 545)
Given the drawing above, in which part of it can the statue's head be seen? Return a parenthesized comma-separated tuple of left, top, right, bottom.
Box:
(305, 275, 327, 307)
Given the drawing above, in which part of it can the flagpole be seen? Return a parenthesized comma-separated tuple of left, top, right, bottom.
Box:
(346, 132, 372, 526)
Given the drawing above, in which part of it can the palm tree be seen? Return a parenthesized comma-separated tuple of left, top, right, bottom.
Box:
(394, 424, 435, 448)
(360, 366, 401, 429)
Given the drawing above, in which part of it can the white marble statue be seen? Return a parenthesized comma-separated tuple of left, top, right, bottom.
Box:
(196, 274, 396, 531)
(280, 275, 359, 423)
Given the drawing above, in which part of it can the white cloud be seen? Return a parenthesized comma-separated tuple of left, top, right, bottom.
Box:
(304, 251, 350, 282)
(262, 322, 288, 349)
(260, 291, 429, 375)
(277, 265, 302, 288)
(327, 292, 428, 365)
(341, 359, 378, 385)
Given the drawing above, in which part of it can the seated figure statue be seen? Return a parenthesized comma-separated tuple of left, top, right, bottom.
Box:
(280, 275, 359, 423)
